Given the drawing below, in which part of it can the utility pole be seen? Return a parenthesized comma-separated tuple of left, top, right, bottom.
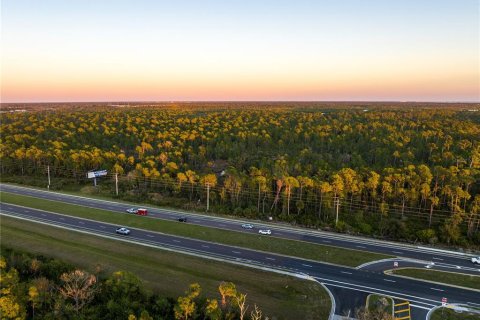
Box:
(115, 172, 119, 196)
(206, 182, 210, 212)
(335, 196, 340, 226)
(47, 165, 51, 190)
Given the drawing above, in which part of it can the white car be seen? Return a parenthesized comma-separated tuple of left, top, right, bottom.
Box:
(126, 208, 137, 214)
(241, 224, 254, 229)
(472, 257, 480, 264)
(258, 229, 271, 235)
(116, 227, 130, 235)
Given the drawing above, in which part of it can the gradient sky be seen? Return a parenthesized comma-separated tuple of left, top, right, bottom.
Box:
(1, 0, 479, 102)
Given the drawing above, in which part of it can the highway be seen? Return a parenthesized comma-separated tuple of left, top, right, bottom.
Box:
(1, 200, 480, 319)
(1, 184, 478, 273)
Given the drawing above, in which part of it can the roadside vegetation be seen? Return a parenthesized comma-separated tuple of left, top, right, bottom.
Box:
(1, 104, 479, 248)
(390, 268, 480, 290)
(430, 307, 480, 320)
(0, 216, 331, 319)
(0, 191, 391, 267)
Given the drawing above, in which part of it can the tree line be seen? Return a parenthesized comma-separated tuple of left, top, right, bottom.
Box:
(0, 248, 269, 320)
(1, 106, 479, 246)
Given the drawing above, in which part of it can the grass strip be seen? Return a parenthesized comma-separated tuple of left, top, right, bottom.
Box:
(0, 216, 331, 320)
(430, 308, 480, 320)
(0, 191, 391, 267)
(391, 268, 480, 290)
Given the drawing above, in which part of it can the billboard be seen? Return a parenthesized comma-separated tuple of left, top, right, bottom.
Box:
(87, 170, 108, 179)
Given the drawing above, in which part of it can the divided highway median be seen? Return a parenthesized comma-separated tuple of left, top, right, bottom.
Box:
(0, 191, 391, 267)
(1, 215, 331, 319)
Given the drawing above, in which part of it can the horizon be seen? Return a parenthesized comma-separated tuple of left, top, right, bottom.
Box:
(2, 0, 479, 103)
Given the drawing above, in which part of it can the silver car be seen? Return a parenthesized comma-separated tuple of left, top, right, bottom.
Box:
(241, 224, 254, 229)
(258, 229, 271, 235)
(116, 227, 131, 235)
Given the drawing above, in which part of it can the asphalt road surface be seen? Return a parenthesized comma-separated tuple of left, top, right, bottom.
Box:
(1, 184, 478, 274)
(1, 200, 479, 319)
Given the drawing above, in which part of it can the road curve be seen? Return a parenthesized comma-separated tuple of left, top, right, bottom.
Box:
(1, 202, 479, 317)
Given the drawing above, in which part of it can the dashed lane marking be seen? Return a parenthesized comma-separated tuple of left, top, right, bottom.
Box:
(430, 288, 444, 292)
(340, 271, 352, 275)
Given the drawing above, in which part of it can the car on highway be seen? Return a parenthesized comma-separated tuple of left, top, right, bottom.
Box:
(126, 208, 148, 215)
(258, 229, 271, 235)
(116, 227, 131, 235)
(241, 223, 254, 229)
(472, 257, 480, 264)
(178, 217, 187, 222)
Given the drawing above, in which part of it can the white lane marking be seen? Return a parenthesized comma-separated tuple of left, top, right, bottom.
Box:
(340, 271, 352, 275)
(432, 257, 444, 261)
(356, 245, 366, 249)
(146, 234, 154, 238)
(25, 210, 31, 213)
(468, 302, 480, 306)
(201, 245, 210, 248)
(232, 251, 241, 254)
(172, 240, 181, 243)
(265, 257, 275, 261)
(59, 217, 65, 220)
(218, 224, 227, 227)
(322, 240, 331, 243)
(315, 277, 438, 306)
(192, 220, 200, 223)
(384, 279, 396, 283)
(78, 221, 85, 224)
(392, 251, 403, 254)
(302, 264, 313, 268)
(100, 225, 106, 228)
(430, 288, 444, 292)
(409, 304, 431, 310)
(41, 214, 46, 217)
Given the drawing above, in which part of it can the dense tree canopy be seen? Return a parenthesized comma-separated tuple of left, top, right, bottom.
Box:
(1, 104, 479, 245)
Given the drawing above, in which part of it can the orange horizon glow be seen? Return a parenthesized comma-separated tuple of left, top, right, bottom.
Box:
(1, 1, 479, 103)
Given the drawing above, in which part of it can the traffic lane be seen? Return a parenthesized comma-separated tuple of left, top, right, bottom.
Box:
(297, 232, 478, 270)
(2, 203, 479, 308)
(359, 259, 480, 276)
(1, 183, 477, 269)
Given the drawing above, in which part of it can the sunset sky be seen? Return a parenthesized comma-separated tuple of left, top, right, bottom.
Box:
(1, 0, 479, 102)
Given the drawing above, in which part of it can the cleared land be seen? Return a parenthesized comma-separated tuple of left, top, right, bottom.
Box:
(0, 191, 391, 267)
(0, 216, 331, 320)
(391, 268, 480, 290)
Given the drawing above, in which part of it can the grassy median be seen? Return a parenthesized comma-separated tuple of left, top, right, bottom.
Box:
(430, 308, 480, 320)
(390, 268, 480, 290)
(0, 216, 331, 320)
(0, 191, 391, 267)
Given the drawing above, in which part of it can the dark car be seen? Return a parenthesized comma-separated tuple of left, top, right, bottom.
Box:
(178, 217, 187, 222)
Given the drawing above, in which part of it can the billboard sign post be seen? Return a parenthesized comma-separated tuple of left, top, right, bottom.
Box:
(87, 170, 107, 186)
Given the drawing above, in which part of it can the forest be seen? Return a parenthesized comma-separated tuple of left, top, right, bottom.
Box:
(1, 103, 479, 247)
(0, 248, 264, 320)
